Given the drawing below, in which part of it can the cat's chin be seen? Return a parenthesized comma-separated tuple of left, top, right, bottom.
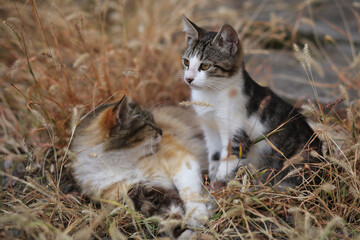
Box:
(141, 136, 161, 156)
(143, 145, 159, 157)
(188, 84, 202, 90)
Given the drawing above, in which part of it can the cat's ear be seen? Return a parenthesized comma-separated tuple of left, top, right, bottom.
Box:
(212, 24, 239, 55)
(113, 95, 129, 128)
(182, 15, 205, 46)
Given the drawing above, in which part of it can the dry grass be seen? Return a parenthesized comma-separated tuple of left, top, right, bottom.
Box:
(0, 0, 359, 239)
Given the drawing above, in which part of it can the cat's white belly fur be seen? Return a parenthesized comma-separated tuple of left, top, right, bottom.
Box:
(73, 139, 209, 228)
(72, 141, 174, 195)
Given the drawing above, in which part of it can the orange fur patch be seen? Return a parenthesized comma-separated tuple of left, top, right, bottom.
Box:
(99, 107, 117, 132)
(139, 132, 193, 178)
(78, 106, 117, 146)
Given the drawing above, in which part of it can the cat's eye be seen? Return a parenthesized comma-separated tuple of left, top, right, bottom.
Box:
(183, 58, 189, 67)
(199, 63, 210, 71)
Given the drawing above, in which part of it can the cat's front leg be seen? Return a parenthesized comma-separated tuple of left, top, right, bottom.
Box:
(200, 122, 222, 180)
(218, 125, 232, 160)
(172, 158, 210, 229)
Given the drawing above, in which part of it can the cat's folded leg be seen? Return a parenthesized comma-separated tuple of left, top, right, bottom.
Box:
(172, 158, 210, 230)
(211, 126, 251, 190)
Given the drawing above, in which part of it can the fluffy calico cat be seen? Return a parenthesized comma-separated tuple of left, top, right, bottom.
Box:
(182, 16, 322, 188)
(70, 96, 209, 238)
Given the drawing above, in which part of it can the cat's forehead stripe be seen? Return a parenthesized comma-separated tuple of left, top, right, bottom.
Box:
(185, 31, 217, 60)
(189, 56, 200, 69)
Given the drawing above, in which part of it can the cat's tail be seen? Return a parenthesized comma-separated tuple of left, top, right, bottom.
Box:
(128, 184, 189, 239)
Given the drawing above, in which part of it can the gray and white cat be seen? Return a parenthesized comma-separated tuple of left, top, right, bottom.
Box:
(182, 16, 322, 188)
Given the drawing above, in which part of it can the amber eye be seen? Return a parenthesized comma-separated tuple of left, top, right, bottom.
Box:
(199, 63, 210, 71)
(183, 58, 189, 67)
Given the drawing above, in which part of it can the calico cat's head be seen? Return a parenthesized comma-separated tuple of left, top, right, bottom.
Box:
(182, 16, 243, 90)
(73, 96, 162, 156)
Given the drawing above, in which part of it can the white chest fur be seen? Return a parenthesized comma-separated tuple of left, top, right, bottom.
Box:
(191, 73, 266, 137)
(190, 72, 269, 161)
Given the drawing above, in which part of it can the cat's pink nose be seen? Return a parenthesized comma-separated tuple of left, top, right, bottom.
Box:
(186, 77, 194, 84)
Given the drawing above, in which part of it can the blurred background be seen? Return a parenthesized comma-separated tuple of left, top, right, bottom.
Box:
(0, 1, 359, 239)
(1, 0, 358, 107)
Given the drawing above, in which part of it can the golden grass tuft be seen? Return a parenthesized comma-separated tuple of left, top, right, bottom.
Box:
(0, 0, 359, 239)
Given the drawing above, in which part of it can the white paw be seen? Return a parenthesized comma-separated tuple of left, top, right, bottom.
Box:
(186, 203, 209, 228)
(214, 157, 241, 182)
(178, 229, 196, 240)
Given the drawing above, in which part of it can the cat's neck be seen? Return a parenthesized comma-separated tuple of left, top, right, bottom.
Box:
(191, 67, 245, 103)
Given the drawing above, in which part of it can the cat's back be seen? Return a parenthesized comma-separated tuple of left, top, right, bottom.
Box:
(137, 106, 208, 189)
(152, 106, 207, 165)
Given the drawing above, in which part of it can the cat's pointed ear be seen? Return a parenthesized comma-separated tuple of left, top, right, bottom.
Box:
(114, 95, 129, 127)
(182, 15, 205, 46)
(212, 24, 239, 55)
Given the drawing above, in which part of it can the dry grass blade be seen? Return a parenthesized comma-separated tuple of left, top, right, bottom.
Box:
(179, 101, 214, 107)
